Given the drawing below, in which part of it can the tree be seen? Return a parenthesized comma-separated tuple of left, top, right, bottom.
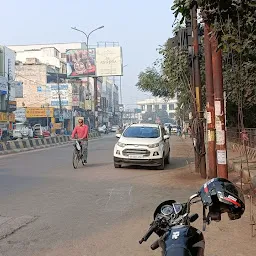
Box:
(136, 42, 194, 112)
(172, 0, 256, 127)
(136, 67, 171, 98)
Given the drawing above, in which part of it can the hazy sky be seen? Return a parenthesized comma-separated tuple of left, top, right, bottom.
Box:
(2, 0, 175, 108)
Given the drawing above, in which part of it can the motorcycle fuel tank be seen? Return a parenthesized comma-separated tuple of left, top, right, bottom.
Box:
(162, 225, 204, 256)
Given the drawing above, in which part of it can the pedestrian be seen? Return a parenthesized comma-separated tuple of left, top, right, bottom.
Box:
(71, 118, 89, 164)
(168, 124, 172, 135)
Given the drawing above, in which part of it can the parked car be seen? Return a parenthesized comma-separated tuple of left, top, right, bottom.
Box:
(42, 128, 51, 137)
(110, 125, 119, 132)
(13, 122, 33, 139)
(98, 125, 108, 134)
(33, 124, 50, 138)
(113, 123, 170, 170)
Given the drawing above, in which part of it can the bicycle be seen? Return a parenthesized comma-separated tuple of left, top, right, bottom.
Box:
(72, 139, 86, 169)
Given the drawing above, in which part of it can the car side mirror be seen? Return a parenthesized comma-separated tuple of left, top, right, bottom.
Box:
(116, 134, 121, 138)
(164, 135, 170, 140)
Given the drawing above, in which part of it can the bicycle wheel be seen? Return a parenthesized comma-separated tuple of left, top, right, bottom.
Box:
(72, 150, 79, 169)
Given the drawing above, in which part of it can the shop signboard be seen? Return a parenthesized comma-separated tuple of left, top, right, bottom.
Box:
(26, 107, 54, 118)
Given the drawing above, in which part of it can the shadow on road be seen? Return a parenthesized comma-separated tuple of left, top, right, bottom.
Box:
(168, 157, 194, 169)
(121, 156, 193, 171)
(82, 162, 112, 168)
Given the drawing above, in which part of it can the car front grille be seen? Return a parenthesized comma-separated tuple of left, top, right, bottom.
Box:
(123, 149, 150, 156)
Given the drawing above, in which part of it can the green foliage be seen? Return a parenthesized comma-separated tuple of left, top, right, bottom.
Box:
(136, 67, 171, 98)
(171, 0, 256, 127)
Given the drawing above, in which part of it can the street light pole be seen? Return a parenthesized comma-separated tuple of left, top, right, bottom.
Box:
(119, 64, 128, 127)
(71, 26, 104, 130)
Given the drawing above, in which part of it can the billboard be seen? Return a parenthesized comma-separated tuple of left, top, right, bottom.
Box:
(0, 76, 7, 94)
(96, 47, 123, 76)
(14, 81, 23, 98)
(14, 108, 26, 122)
(49, 84, 70, 107)
(66, 49, 96, 78)
(71, 80, 85, 108)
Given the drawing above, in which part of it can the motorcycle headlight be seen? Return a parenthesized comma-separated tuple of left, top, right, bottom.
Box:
(148, 143, 160, 148)
(117, 142, 126, 147)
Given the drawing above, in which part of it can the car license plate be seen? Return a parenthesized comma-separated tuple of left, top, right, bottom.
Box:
(128, 155, 143, 159)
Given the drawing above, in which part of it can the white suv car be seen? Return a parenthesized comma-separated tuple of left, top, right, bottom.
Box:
(113, 124, 170, 170)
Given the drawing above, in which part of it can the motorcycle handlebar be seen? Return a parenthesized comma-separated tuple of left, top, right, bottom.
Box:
(139, 222, 157, 244)
(150, 239, 159, 250)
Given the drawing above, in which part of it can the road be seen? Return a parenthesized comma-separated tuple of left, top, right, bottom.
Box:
(0, 134, 197, 256)
(1, 135, 254, 256)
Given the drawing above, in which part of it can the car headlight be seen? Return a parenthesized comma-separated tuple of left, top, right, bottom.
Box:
(117, 142, 126, 147)
(148, 143, 160, 148)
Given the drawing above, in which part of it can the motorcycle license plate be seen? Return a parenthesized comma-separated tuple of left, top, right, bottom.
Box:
(128, 155, 143, 159)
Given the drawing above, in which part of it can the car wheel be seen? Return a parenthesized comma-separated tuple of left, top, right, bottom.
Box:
(165, 149, 170, 164)
(114, 162, 121, 168)
(157, 157, 165, 170)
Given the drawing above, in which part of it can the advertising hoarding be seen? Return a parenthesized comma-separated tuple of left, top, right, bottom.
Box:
(4, 47, 16, 80)
(8, 101, 17, 112)
(66, 49, 96, 78)
(14, 108, 26, 122)
(71, 80, 85, 108)
(14, 81, 23, 98)
(0, 76, 7, 94)
(49, 84, 70, 107)
(96, 47, 123, 76)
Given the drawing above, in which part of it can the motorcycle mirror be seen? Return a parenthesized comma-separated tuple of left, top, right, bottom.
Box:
(189, 213, 199, 223)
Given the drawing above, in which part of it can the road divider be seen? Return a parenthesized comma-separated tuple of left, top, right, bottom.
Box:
(0, 132, 101, 155)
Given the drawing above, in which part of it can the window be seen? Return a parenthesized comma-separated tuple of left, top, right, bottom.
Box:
(169, 113, 175, 119)
(169, 104, 174, 110)
(55, 49, 58, 57)
(61, 53, 66, 59)
(155, 104, 159, 112)
(147, 104, 152, 112)
(162, 104, 167, 111)
(123, 126, 160, 138)
(141, 105, 145, 111)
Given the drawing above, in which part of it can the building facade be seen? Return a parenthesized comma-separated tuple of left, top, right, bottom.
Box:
(137, 97, 178, 123)
(9, 42, 120, 129)
(0, 46, 17, 131)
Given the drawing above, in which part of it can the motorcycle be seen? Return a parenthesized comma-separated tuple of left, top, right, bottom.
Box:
(139, 193, 204, 255)
(139, 178, 245, 255)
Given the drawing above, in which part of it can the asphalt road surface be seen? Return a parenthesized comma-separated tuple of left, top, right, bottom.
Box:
(0, 135, 197, 256)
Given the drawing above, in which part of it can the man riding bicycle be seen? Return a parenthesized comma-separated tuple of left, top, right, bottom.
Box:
(71, 118, 89, 164)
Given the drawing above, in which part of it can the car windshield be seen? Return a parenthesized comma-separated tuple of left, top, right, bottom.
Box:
(123, 126, 160, 138)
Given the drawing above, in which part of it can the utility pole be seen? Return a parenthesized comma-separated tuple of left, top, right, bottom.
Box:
(57, 72, 64, 128)
(204, 23, 217, 178)
(94, 77, 98, 129)
(191, 4, 207, 178)
(211, 33, 228, 179)
(6, 59, 11, 131)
